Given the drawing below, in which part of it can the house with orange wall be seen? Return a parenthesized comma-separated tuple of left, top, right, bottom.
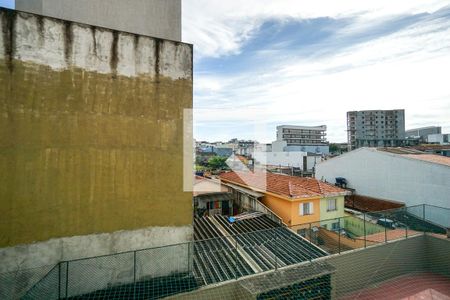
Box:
(219, 171, 349, 231)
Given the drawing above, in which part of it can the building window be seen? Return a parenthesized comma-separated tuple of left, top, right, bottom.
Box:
(331, 222, 340, 231)
(300, 202, 313, 215)
(327, 199, 337, 211)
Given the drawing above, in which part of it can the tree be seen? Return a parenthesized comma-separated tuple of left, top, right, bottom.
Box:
(329, 143, 339, 153)
(208, 156, 228, 170)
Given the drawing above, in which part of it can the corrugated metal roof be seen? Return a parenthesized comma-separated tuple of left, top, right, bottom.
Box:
(193, 215, 327, 285)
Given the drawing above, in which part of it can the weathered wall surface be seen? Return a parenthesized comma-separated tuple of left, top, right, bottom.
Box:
(0, 226, 192, 298)
(15, 0, 182, 41)
(316, 148, 450, 209)
(0, 8, 193, 249)
(327, 235, 427, 298)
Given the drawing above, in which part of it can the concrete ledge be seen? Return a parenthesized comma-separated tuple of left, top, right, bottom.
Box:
(0, 8, 192, 80)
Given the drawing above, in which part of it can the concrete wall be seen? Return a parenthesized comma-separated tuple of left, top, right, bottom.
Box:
(425, 235, 450, 277)
(0, 7, 192, 298)
(0, 226, 192, 298)
(15, 0, 181, 41)
(327, 235, 428, 298)
(253, 151, 306, 168)
(316, 148, 450, 209)
(169, 235, 450, 300)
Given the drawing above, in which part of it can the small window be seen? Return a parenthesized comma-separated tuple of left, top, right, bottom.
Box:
(300, 202, 313, 215)
(332, 222, 340, 231)
(327, 199, 337, 211)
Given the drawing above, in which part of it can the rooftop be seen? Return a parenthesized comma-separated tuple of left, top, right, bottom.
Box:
(193, 215, 326, 285)
(220, 171, 348, 199)
(345, 194, 405, 212)
(401, 154, 450, 167)
(193, 176, 229, 196)
(376, 147, 450, 166)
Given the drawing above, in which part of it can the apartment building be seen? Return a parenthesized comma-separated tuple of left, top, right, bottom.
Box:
(347, 110, 405, 150)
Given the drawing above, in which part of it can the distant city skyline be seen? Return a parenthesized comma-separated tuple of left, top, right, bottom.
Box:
(183, 1, 450, 143)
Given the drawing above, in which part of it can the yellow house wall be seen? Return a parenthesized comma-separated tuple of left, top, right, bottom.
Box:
(261, 194, 292, 225)
(290, 198, 321, 226)
(320, 196, 346, 222)
(261, 194, 321, 227)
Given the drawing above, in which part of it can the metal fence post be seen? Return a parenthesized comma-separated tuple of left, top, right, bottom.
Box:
(384, 213, 387, 243)
(234, 237, 238, 280)
(405, 207, 408, 239)
(338, 218, 341, 254)
(309, 223, 312, 245)
(187, 242, 191, 275)
(58, 262, 61, 300)
(133, 250, 137, 283)
(274, 230, 278, 270)
(363, 212, 367, 248)
(133, 250, 137, 298)
(423, 204, 426, 235)
(65, 261, 69, 299)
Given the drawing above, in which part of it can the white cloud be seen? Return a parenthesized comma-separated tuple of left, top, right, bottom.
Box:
(183, 0, 447, 58)
(184, 1, 450, 142)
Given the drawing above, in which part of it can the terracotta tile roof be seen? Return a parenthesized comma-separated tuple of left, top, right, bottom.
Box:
(219, 171, 348, 199)
(345, 194, 404, 212)
(400, 154, 450, 167)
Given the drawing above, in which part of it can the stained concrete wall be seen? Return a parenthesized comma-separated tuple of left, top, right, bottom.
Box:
(15, 0, 182, 41)
(326, 235, 428, 298)
(0, 6, 192, 298)
(0, 8, 193, 248)
(169, 235, 450, 300)
(425, 235, 450, 277)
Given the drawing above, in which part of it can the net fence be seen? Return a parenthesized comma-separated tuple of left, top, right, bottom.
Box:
(1, 204, 448, 299)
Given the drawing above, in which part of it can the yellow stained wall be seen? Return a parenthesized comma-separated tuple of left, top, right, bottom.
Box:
(261, 194, 292, 225)
(261, 194, 321, 226)
(0, 60, 192, 247)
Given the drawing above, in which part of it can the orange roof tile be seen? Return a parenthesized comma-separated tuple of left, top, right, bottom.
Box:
(219, 171, 348, 199)
(401, 154, 450, 167)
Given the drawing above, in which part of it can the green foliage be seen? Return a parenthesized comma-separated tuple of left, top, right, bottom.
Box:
(208, 156, 228, 170)
(329, 143, 339, 153)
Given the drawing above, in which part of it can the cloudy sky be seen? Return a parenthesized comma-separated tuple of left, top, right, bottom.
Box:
(2, 1, 449, 143)
(183, 0, 450, 143)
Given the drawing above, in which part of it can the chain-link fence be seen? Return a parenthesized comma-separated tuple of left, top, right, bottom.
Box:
(3, 204, 448, 299)
(290, 204, 448, 256)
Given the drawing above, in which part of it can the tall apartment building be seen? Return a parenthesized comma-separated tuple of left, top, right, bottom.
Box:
(347, 110, 405, 150)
